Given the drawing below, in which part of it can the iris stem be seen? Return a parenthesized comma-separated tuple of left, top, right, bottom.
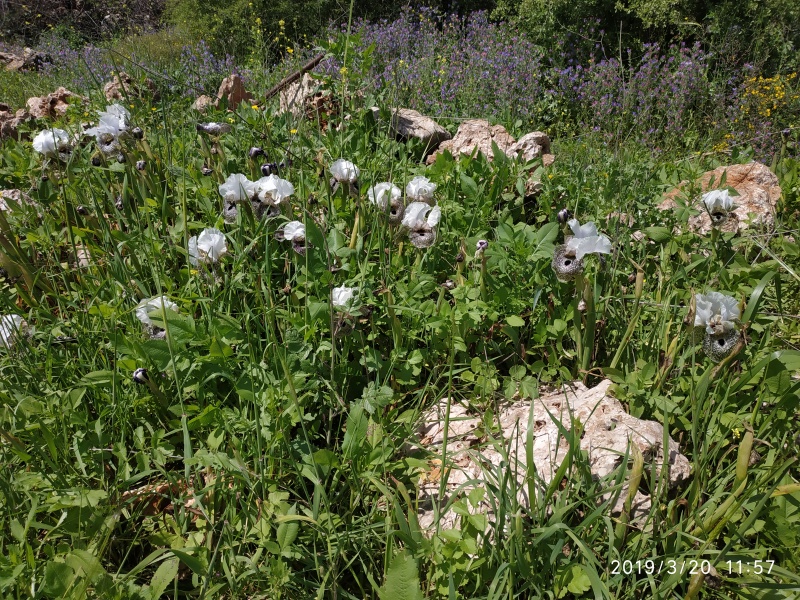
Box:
(573, 275, 585, 378)
(479, 254, 487, 302)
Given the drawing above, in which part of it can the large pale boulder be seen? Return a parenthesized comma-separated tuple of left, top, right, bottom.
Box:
(510, 131, 552, 162)
(388, 108, 451, 151)
(0, 48, 51, 72)
(191, 95, 215, 113)
(427, 119, 515, 164)
(413, 379, 690, 533)
(0, 189, 33, 212)
(279, 73, 318, 117)
(26, 87, 86, 119)
(659, 162, 781, 234)
(426, 119, 553, 167)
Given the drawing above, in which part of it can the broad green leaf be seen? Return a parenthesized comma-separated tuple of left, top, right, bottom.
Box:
(643, 226, 672, 242)
(148, 557, 179, 600)
(506, 315, 525, 327)
(377, 550, 424, 600)
(342, 403, 369, 459)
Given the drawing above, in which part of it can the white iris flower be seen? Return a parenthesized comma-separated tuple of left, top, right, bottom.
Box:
(405, 176, 437, 204)
(219, 174, 255, 203)
(694, 291, 740, 335)
(332, 285, 358, 310)
(32, 128, 71, 158)
(135, 296, 179, 328)
(565, 218, 612, 260)
(253, 174, 295, 205)
(330, 159, 360, 183)
(188, 228, 228, 266)
(0, 314, 27, 349)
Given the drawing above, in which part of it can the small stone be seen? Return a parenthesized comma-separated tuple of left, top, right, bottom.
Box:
(192, 95, 215, 113)
(103, 72, 159, 102)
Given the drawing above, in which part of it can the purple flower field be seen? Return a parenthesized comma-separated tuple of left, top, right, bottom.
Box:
(4, 8, 798, 159)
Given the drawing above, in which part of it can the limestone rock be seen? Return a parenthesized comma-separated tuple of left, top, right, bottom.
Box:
(278, 72, 341, 127)
(0, 48, 51, 72)
(389, 108, 451, 152)
(26, 87, 86, 119)
(426, 120, 554, 166)
(427, 119, 516, 164)
(0, 104, 31, 139)
(192, 95, 215, 113)
(216, 74, 252, 108)
(509, 131, 551, 162)
(103, 72, 159, 102)
(413, 380, 690, 533)
(659, 162, 781, 234)
(0, 189, 32, 212)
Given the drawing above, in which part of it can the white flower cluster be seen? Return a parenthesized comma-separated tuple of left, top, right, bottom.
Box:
(85, 104, 132, 156)
(218, 172, 295, 223)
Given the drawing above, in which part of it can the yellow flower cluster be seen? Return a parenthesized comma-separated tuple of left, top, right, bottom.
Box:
(734, 72, 799, 128)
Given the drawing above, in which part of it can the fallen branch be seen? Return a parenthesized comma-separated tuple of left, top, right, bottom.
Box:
(264, 53, 325, 101)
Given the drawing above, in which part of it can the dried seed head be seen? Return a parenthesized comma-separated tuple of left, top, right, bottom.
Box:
(91, 154, 102, 167)
(132, 126, 144, 140)
(551, 244, 584, 282)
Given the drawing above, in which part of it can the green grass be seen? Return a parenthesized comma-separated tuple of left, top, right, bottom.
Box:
(0, 33, 799, 600)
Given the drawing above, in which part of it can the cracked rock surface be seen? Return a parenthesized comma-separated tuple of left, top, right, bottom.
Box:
(413, 379, 691, 532)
